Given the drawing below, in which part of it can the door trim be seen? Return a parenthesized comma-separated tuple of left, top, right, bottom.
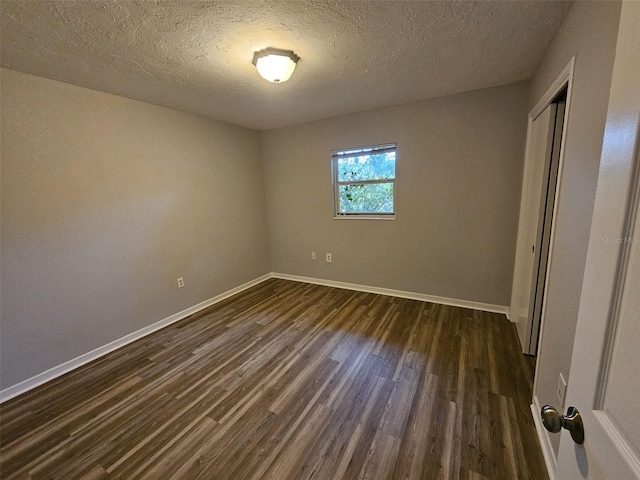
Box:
(510, 56, 576, 356)
(594, 410, 640, 475)
(595, 139, 640, 409)
(527, 59, 576, 476)
(532, 395, 558, 480)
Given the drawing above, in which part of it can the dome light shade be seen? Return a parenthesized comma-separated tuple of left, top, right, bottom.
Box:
(252, 48, 300, 83)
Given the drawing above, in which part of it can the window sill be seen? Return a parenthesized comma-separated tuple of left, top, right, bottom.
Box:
(333, 215, 396, 221)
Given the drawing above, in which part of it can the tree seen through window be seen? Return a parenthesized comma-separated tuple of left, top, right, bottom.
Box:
(332, 144, 396, 217)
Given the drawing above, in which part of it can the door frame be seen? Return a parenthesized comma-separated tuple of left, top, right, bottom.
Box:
(510, 57, 576, 357)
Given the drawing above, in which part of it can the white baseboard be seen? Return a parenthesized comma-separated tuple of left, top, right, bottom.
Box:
(271, 273, 509, 315)
(0, 273, 272, 404)
(1, 272, 509, 403)
(531, 396, 557, 479)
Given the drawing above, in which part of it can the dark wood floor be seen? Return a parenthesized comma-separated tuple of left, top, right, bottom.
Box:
(0, 278, 546, 479)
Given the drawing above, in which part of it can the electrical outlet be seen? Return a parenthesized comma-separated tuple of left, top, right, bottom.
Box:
(311, 251, 316, 260)
(326, 253, 332, 263)
(557, 372, 567, 406)
(177, 277, 185, 288)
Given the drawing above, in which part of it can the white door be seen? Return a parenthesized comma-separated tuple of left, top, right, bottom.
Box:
(511, 103, 557, 352)
(548, 3, 640, 478)
(527, 98, 564, 356)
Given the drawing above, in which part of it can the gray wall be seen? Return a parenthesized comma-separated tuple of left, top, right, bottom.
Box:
(261, 82, 529, 307)
(0, 68, 271, 389)
(527, 1, 621, 456)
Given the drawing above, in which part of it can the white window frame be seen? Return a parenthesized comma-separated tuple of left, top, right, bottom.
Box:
(331, 143, 397, 220)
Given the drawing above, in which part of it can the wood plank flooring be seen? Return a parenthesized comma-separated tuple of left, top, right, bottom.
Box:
(0, 278, 547, 479)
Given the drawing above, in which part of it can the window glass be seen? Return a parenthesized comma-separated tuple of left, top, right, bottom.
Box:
(332, 143, 396, 218)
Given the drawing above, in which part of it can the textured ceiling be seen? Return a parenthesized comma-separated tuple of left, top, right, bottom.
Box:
(0, 1, 572, 130)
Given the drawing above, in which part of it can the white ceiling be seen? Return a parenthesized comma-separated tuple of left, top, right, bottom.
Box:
(0, 1, 572, 130)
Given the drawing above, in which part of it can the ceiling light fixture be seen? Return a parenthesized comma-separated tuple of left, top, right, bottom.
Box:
(252, 48, 300, 83)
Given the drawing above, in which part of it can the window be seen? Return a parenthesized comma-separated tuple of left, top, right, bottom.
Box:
(332, 143, 396, 219)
